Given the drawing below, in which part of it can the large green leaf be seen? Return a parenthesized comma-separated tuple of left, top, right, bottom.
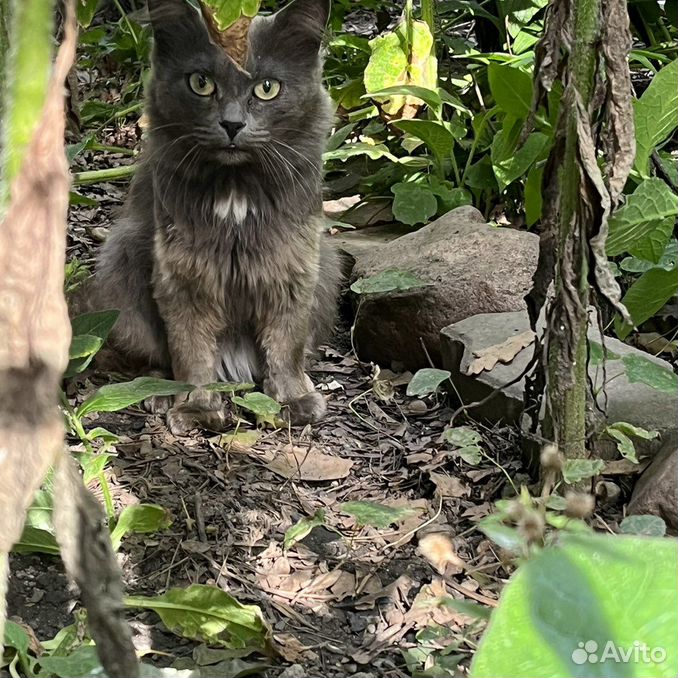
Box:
(77, 377, 194, 418)
(615, 267, 678, 339)
(38, 646, 101, 678)
(621, 354, 678, 394)
(606, 178, 678, 262)
(364, 20, 437, 115)
(488, 62, 534, 119)
(125, 584, 272, 652)
(471, 533, 678, 677)
(351, 269, 430, 295)
(406, 368, 452, 397)
(76, 0, 101, 28)
(109, 504, 172, 551)
(393, 119, 455, 162)
(491, 119, 549, 191)
(340, 500, 417, 528)
(391, 182, 439, 225)
(633, 59, 678, 175)
(365, 85, 442, 116)
(323, 142, 397, 163)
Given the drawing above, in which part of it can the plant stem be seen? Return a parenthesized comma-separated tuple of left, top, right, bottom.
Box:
(0, 0, 54, 204)
(546, 0, 602, 458)
(72, 164, 136, 185)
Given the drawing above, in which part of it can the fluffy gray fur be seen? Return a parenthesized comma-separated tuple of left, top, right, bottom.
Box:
(94, 0, 340, 432)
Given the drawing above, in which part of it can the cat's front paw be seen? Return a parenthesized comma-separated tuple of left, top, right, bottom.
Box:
(284, 391, 327, 425)
(166, 388, 230, 436)
(144, 394, 174, 414)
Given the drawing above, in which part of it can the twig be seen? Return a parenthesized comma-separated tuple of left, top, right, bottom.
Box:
(193, 493, 207, 543)
(445, 580, 499, 608)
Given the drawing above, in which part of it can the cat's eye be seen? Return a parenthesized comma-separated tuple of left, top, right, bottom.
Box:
(253, 79, 281, 100)
(188, 72, 216, 97)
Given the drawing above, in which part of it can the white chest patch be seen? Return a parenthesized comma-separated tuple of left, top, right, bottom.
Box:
(215, 192, 251, 224)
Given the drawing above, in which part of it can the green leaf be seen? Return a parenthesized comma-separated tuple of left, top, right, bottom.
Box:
(204, 381, 255, 393)
(76, 451, 116, 484)
(393, 119, 455, 162)
(71, 309, 119, 341)
(406, 368, 452, 397)
(621, 354, 678, 394)
(488, 63, 534, 118)
(562, 459, 605, 484)
(619, 514, 666, 537)
(492, 126, 549, 192)
(606, 428, 638, 463)
(606, 178, 678, 261)
(125, 584, 272, 652)
(634, 59, 678, 175)
(439, 596, 492, 620)
(588, 341, 621, 366)
(443, 426, 482, 447)
(524, 163, 544, 226)
(620, 240, 678, 273)
(323, 142, 397, 162)
(391, 182, 439, 226)
(76, 0, 101, 28)
(283, 510, 326, 550)
(470, 533, 678, 677)
(39, 646, 101, 678)
(110, 504, 172, 551)
(455, 445, 483, 465)
(365, 85, 442, 115)
(231, 392, 281, 425)
(607, 421, 659, 441)
(2, 620, 30, 656)
(364, 20, 437, 116)
(478, 517, 524, 552)
(13, 525, 60, 555)
(615, 267, 678, 339)
(340, 500, 416, 528)
(65, 334, 103, 378)
(351, 269, 430, 295)
(77, 377, 194, 418)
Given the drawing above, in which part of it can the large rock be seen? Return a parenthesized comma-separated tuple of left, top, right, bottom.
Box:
(627, 433, 678, 534)
(350, 206, 539, 369)
(440, 310, 678, 451)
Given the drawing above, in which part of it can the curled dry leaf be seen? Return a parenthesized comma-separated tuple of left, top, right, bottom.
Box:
(466, 330, 536, 375)
(430, 472, 469, 498)
(264, 444, 354, 481)
(418, 532, 465, 575)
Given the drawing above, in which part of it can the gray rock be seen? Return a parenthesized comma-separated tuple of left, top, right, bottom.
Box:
(627, 433, 678, 534)
(440, 310, 678, 449)
(351, 206, 539, 369)
(279, 665, 307, 678)
(333, 222, 412, 262)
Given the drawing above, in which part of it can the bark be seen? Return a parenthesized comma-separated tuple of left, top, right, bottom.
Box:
(525, 0, 635, 460)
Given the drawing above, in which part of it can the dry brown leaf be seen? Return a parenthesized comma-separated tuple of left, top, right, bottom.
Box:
(264, 445, 354, 481)
(466, 330, 535, 375)
(418, 532, 465, 575)
(430, 472, 469, 498)
(274, 633, 318, 663)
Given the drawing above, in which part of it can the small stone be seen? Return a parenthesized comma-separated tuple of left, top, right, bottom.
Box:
(407, 399, 428, 414)
(279, 664, 306, 678)
(353, 673, 376, 678)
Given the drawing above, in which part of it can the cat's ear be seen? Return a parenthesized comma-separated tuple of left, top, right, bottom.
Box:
(147, 0, 210, 59)
(272, 0, 331, 54)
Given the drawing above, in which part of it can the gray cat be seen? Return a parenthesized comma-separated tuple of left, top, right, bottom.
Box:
(94, 0, 340, 434)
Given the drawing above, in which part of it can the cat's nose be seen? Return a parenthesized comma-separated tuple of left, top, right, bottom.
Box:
(220, 120, 245, 141)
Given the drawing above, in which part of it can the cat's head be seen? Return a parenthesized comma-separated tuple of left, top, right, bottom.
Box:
(146, 0, 332, 170)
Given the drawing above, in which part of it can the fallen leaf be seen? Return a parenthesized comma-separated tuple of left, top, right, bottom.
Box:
(466, 330, 535, 375)
(264, 445, 354, 481)
(418, 532, 465, 575)
(430, 472, 469, 498)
